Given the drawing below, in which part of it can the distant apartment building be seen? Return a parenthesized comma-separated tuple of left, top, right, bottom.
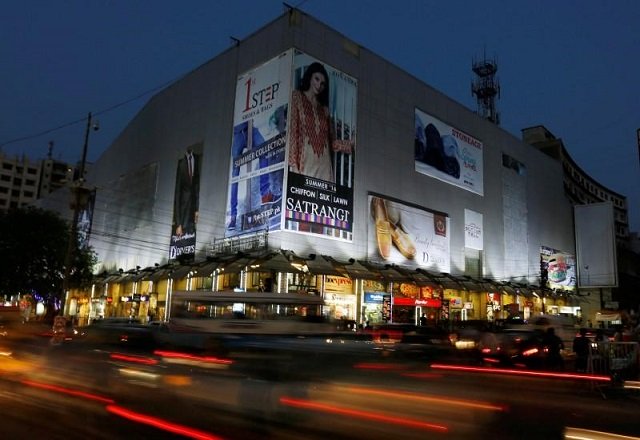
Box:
(522, 125, 630, 248)
(0, 152, 74, 212)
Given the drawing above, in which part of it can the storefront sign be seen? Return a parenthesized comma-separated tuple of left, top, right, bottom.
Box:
(450, 297, 463, 309)
(399, 283, 420, 297)
(364, 292, 387, 304)
(325, 293, 355, 304)
(382, 296, 391, 320)
(393, 297, 442, 308)
(363, 279, 385, 292)
(324, 275, 353, 293)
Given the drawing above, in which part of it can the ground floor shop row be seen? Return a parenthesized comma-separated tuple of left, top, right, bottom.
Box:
(57, 254, 579, 328)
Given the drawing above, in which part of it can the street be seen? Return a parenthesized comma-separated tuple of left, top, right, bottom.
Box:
(1, 330, 639, 439)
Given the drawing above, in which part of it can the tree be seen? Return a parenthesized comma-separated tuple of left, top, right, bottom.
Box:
(0, 207, 97, 308)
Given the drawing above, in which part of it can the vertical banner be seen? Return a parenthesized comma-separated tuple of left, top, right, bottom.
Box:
(414, 108, 483, 195)
(76, 189, 96, 249)
(284, 50, 357, 241)
(368, 195, 450, 273)
(464, 208, 483, 250)
(225, 51, 292, 236)
(170, 142, 203, 260)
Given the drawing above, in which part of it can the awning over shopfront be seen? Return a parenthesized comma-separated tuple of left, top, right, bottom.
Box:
(144, 265, 172, 282)
(411, 269, 443, 288)
(192, 261, 220, 277)
(376, 264, 413, 283)
(251, 251, 303, 273)
(341, 260, 383, 280)
(168, 264, 193, 280)
(306, 255, 348, 277)
(433, 273, 466, 290)
(217, 254, 256, 274)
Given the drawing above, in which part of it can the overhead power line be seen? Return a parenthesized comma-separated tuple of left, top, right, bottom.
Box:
(0, 74, 186, 149)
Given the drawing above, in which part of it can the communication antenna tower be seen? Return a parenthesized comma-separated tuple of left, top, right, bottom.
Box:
(471, 53, 500, 125)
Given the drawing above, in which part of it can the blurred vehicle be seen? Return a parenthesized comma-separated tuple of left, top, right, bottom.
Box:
(481, 328, 548, 369)
(367, 323, 454, 360)
(167, 291, 332, 336)
(577, 327, 615, 342)
(450, 320, 490, 350)
(526, 314, 577, 354)
(84, 317, 156, 349)
(33, 317, 87, 343)
(335, 319, 358, 332)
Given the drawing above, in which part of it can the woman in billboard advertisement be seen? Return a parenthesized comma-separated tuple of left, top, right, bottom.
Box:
(288, 62, 354, 182)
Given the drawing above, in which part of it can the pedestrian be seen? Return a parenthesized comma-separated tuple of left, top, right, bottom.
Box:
(572, 328, 590, 372)
(595, 328, 608, 343)
(419, 313, 427, 327)
(543, 327, 564, 370)
(613, 325, 623, 342)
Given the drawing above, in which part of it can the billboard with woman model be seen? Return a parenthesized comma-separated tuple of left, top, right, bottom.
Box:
(284, 50, 357, 241)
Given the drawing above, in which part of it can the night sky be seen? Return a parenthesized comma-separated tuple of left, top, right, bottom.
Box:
(2, 0, 638, 230)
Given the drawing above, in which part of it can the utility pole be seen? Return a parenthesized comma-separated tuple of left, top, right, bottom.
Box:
(62, 112, 97, 317)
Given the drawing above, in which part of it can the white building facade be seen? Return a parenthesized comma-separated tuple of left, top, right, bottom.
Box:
(77, 10, 577, 326)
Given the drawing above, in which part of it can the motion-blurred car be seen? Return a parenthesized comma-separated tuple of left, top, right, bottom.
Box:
(450, 320, 491, 350)
(480, 328, 548, 369)
(367, 323, 454, 360)
(84, 317, 156, 349)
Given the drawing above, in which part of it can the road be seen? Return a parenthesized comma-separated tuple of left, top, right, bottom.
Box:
(1, 328, 639, 439)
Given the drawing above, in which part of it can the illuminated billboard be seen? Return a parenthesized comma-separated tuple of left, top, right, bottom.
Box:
(367, 195, 450, 273)
(225, 51, 292, 237)
(284, 50, 357, 241)
(415, 108, 483, 195)
(76, 189, 96, 249)
(540, 246, 576, 291)
(170, 142, 203, 260)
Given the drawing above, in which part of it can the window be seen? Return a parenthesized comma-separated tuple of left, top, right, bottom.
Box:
(2, 163, 12, 170)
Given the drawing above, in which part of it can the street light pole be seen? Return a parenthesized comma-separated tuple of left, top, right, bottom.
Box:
(61, 112, 96, 317)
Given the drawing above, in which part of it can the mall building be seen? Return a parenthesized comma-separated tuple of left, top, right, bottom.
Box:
(59, 9, 589, 327)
